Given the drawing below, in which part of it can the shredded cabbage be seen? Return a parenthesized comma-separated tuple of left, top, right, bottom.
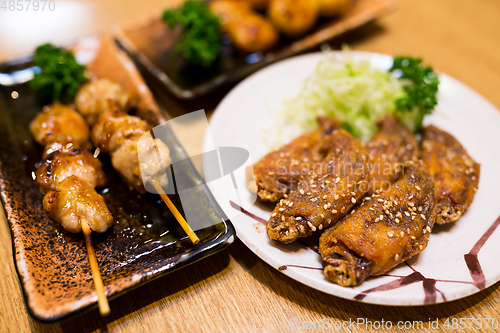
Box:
(281, 51, 405, 141)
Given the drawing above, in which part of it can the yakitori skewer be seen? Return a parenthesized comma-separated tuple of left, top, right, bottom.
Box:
(76, 78, 199, 244)
(30, 103, 112, 316)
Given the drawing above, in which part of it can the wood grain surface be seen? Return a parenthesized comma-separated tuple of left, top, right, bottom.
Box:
(1, 0, 500, 332)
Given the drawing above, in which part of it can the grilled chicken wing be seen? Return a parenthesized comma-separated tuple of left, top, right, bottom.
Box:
(421, 125, 480, 224)
(29, 103, 90, 155)
(43, 176, 113, 233)
(267, 129, 370, 244)
(34, 148, 107, 194)
(247, 117, 340, 202)
(319, 162, 437, 286)
(75, 78, 129, 125)
(365, 115, 419, 195)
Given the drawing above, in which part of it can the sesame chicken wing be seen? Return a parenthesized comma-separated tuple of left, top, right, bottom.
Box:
(421, 125, 480, 224)
(267, 129, 370, 244)
(365, 115, 419, 195)
(319, 162, 437, 287)
(34, 148, 107, 194)
(29, 103, 90, 155)
(43, 176, 113, 233)
(247, 117, 341, 202)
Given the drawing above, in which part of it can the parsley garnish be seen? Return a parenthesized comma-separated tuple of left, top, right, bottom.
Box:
(30, 43, 88, 103)
(162, 1, 221, 67)
(390, 56, 439, 133)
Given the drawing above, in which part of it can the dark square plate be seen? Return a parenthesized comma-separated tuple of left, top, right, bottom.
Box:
(114, 0, 395, 100)
(0, 42, 235, 322)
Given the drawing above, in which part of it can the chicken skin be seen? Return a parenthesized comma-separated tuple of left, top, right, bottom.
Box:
(421, 125, 480, 224)
(365, 115, 419, 195)
(247, 117, 340, 202)
(29, 103, 90, 155)
(43, 176, 113, 233)
(319, 162, 437, 286)
(267, 129, 370, 244)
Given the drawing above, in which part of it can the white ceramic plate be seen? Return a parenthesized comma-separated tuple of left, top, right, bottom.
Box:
(203, 51, 500, 305)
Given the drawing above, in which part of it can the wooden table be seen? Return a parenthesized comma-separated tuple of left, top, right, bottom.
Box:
(1, 0, 500, 332)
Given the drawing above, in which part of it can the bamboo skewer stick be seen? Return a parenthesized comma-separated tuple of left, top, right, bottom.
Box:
(149, 177, 200, 245)
(80, 217, 110, 316)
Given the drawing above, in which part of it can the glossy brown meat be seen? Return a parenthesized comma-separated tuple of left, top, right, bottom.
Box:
(421, 125, 480, 224)
(365, 115, 419, 195)
(319, 162, 437, 287)
(267, 129, 370, 244)
(34, 148, 107, 194)
(29, 103, 90, 154)
(91, 107, 150, 153)
(247, 117, 341, 202)
(43, 176, 113, 233)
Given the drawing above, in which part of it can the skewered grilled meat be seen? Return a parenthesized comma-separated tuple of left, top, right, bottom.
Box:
(43, 176, 113, 233)
(365, 115, 419, 195)
(29, 103, 91, 156)
(267, 128, 370, 244)
(75, 78, 129, 125)
(421, 125, 480, 224)
(247, 117, 340, 202)
(319, 162, 437, 286)
(34, 148, 106, 194)
(30, 103, 113, 233)
(91, 107, 171, 193)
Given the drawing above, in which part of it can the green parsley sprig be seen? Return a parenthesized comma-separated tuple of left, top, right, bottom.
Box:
(390, 56, 439, 133)
(162, 0, 221, 67)
(30, 43, 88, 104)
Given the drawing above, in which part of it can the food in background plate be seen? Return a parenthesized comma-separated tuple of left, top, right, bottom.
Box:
(319, 0, 351, 17)
(210, 0, 278, 53)
(209, 0, 253, 33)
(229, 13, 279, 53)
(421, 125, 480, 224)
(265, 126, 370, 244)
(319, 161, 437, 286)
(364, 115, 419, 196)
(242, 0, 270, 10)
(268, 0, 319, 36)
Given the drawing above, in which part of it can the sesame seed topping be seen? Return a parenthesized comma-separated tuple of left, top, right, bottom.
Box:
(369, 208, 375, 211)
(395, 254, 400, 261)
(307, 192, 312, 195)
(426, 226, 431, 233)
(351, 198, 356, 204)
(311, 185, 317, 188)
(289, 202, 293, 207)
(400, 231, 404, 237)
(327, 203, 331, 208)
(416, 186, 421, 191)
(418, 207, 423, 212)
(395, 218, 400, 223)
(319, 224, 323, 230)
(279, 208, 285, 212)
(307, 221, 316, 232)
(411, 236, 416, 240)
(335, 177, 340, 183)
(351, 192, 356, 196)
(295, 217, 302, 220)
(334, 194, 339, 200)
(423, 228, 427, 234)
(377, 199, 384, 203)
(323, 195, 328, 199)
(419, 244, 424, 250)
(405, 212, 410, 217)
(408, 202, 415, 207)
(409, 195, 413, 200)
(380, 215, 384, 220)
(320, 214, 325, 218)
(375, 218, 380, 222)
(420, 214, 426, 219)
(387, 231, 394, 237)
(281, 215, 285, 221)
(407, 228, 411, 234)
(272, 213, 277, 217)
(300, 189, 305, 195)
(324, 204, 328, 210)
(332, 209, 338, 214)
(365, 197, 371, 201)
